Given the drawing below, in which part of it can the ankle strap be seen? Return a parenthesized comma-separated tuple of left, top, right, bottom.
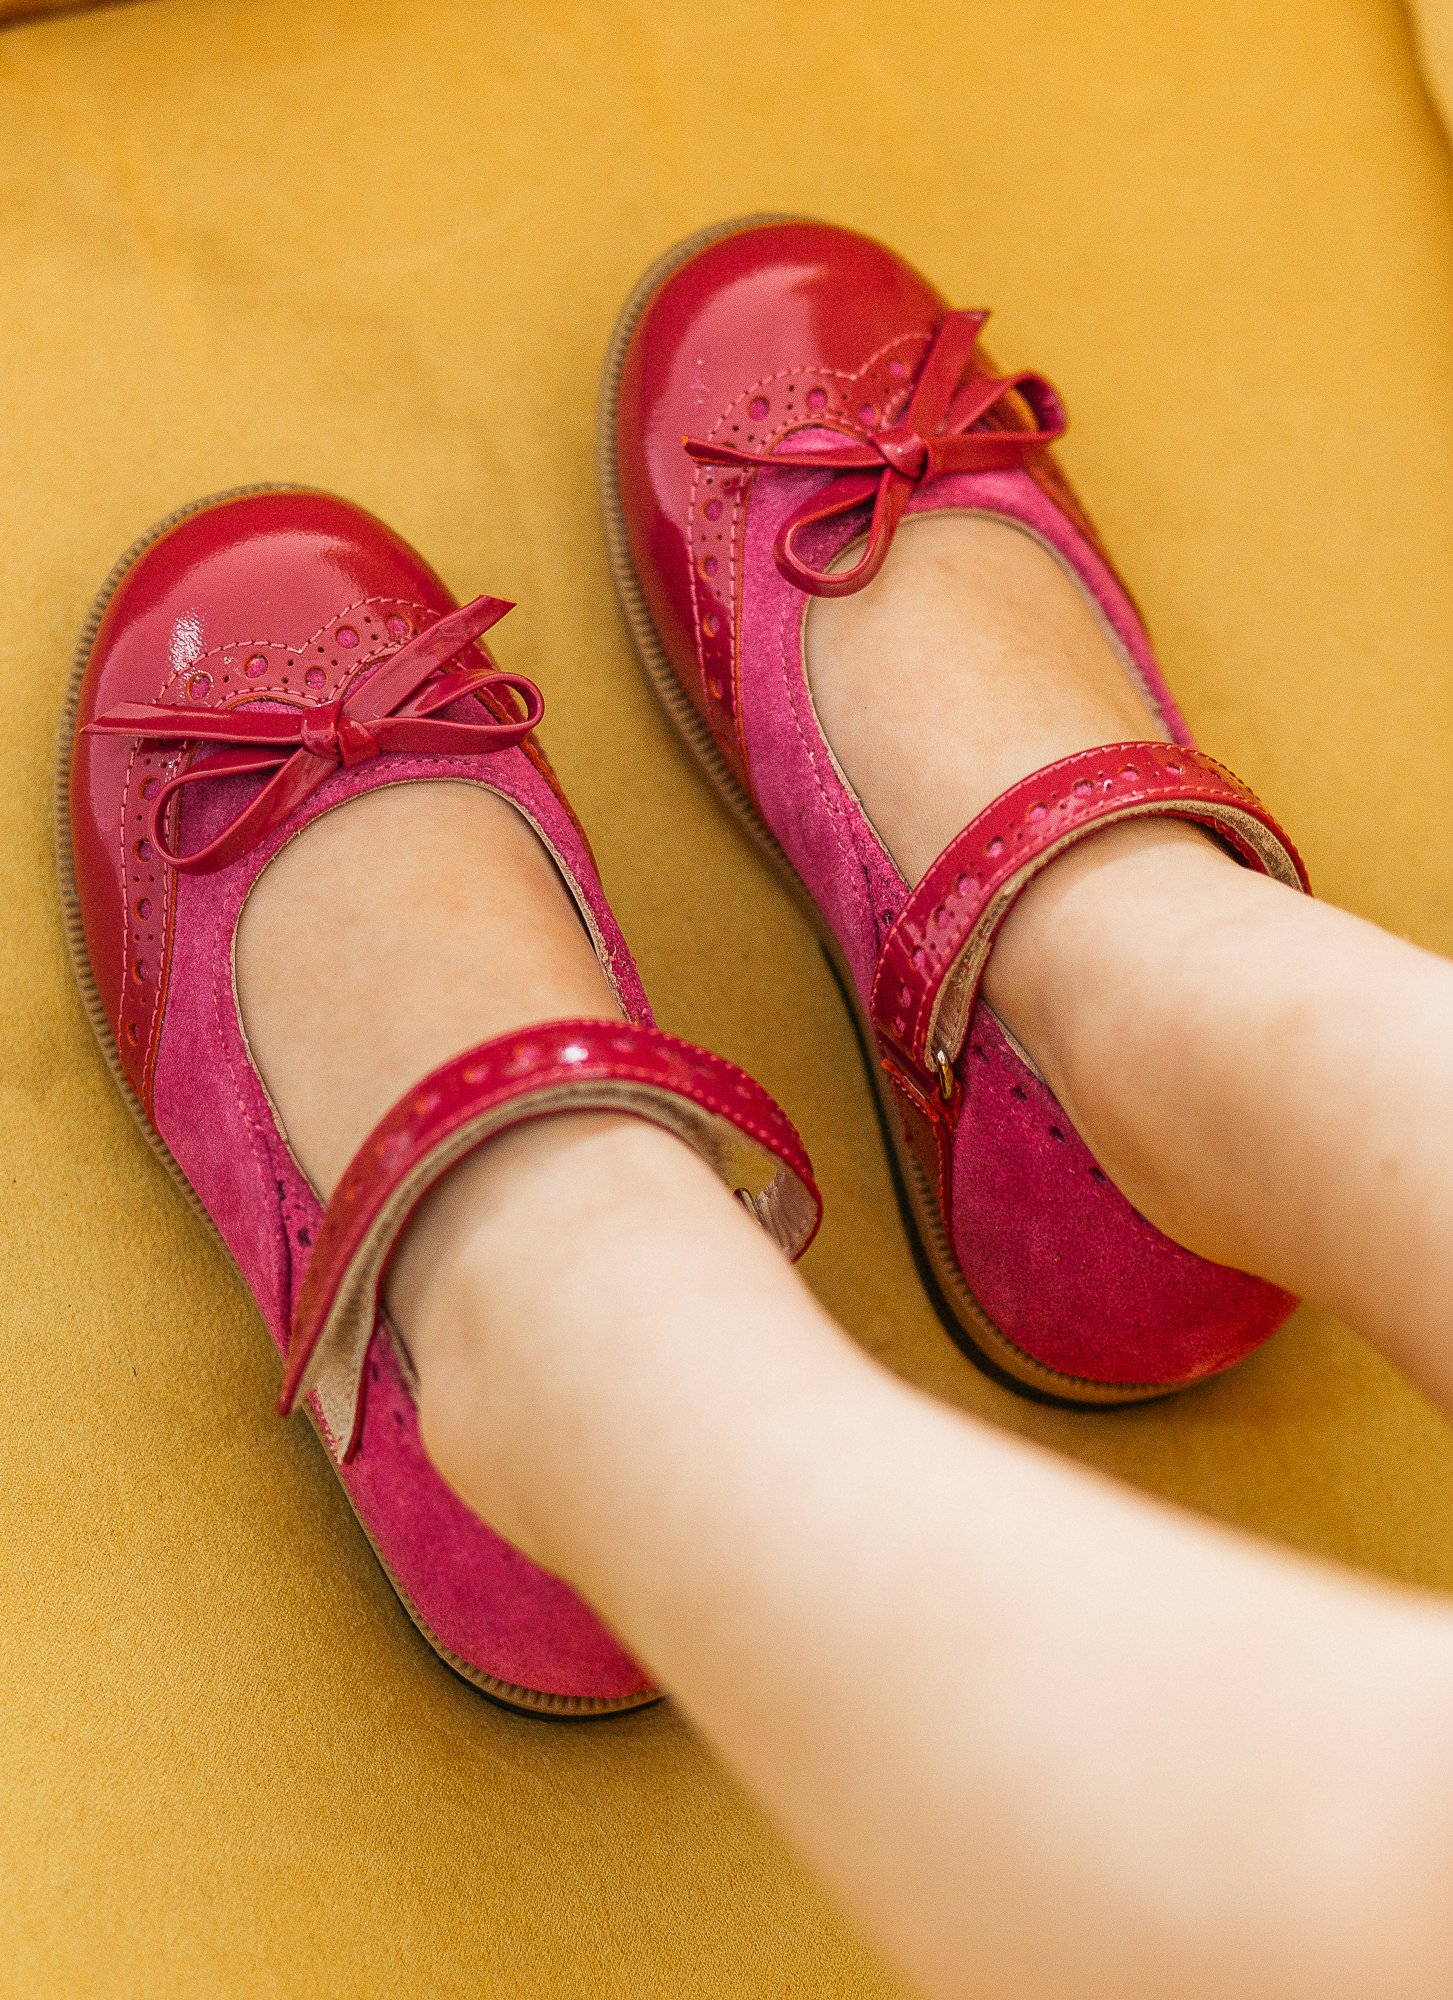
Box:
(870, 741, 1308, 1102)
(279, 1017, 822, 1461)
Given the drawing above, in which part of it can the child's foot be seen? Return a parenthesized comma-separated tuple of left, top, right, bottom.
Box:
(802, 511, 1229, 1040)
(606, 215, 1307, 1398)
(65, 488, 817, 1707)
(805, 511, 1175, 885)
(233, 778, 647, 1442)
(235, 780, 622, 1196)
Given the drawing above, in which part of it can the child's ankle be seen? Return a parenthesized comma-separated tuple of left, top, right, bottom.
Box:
(983, 817, 1239, 1114)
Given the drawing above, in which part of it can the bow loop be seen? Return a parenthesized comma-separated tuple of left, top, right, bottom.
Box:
(681, 310, 1066, 597)
(85, 595, 542, 874)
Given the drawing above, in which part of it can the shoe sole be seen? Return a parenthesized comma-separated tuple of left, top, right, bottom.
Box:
(596, 216, 1172, 1410)
(53, 484, 660, 1715)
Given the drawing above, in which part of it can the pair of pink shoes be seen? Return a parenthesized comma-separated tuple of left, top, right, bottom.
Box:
(59, 220, 1309, 1714)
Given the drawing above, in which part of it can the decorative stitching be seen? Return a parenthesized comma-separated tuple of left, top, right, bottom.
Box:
(871, 749, 1306, 1071)
(118, 593, 441, 1101)
(149, 594, 438, 704)
(770, 549, 887, 937)
(689, 337, 923, 760)
(211, 854, 289, 1307)
(312, 1041, 812, 1265)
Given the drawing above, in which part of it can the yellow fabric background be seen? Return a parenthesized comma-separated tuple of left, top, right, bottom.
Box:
(0, 2, 134, 21)
(5, 1, 1453, 1993)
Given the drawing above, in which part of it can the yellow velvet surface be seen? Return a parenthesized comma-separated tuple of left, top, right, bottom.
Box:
(5, 1, 1453, 1993)
(0, 2, 134, 21)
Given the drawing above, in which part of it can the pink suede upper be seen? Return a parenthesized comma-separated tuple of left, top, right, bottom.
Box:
(733, 457, 1295, 1388)
(151, 738, 654, 1702)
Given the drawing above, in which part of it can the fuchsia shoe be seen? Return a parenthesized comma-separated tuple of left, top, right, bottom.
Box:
(601, 217, 1310, 1406)
(57, 487, 821, 1713)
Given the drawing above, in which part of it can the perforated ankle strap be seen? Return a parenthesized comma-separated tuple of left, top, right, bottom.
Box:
(279, 1017, 822, 1461)
(870, 741, 1308, 1103)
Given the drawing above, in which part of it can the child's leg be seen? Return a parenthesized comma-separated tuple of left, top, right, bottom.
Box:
(234, 515, 1453, 2000)
(397, 1108, 1453, 2000)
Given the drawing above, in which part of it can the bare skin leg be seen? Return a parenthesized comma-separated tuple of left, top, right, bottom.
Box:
(233, 518, 1453, 2000)
(398, 1118, 1453, 2000)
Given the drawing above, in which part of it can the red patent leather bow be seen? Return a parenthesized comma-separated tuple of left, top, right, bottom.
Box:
(683, 311, 1067, 598)
(86, 595, 543, 874)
